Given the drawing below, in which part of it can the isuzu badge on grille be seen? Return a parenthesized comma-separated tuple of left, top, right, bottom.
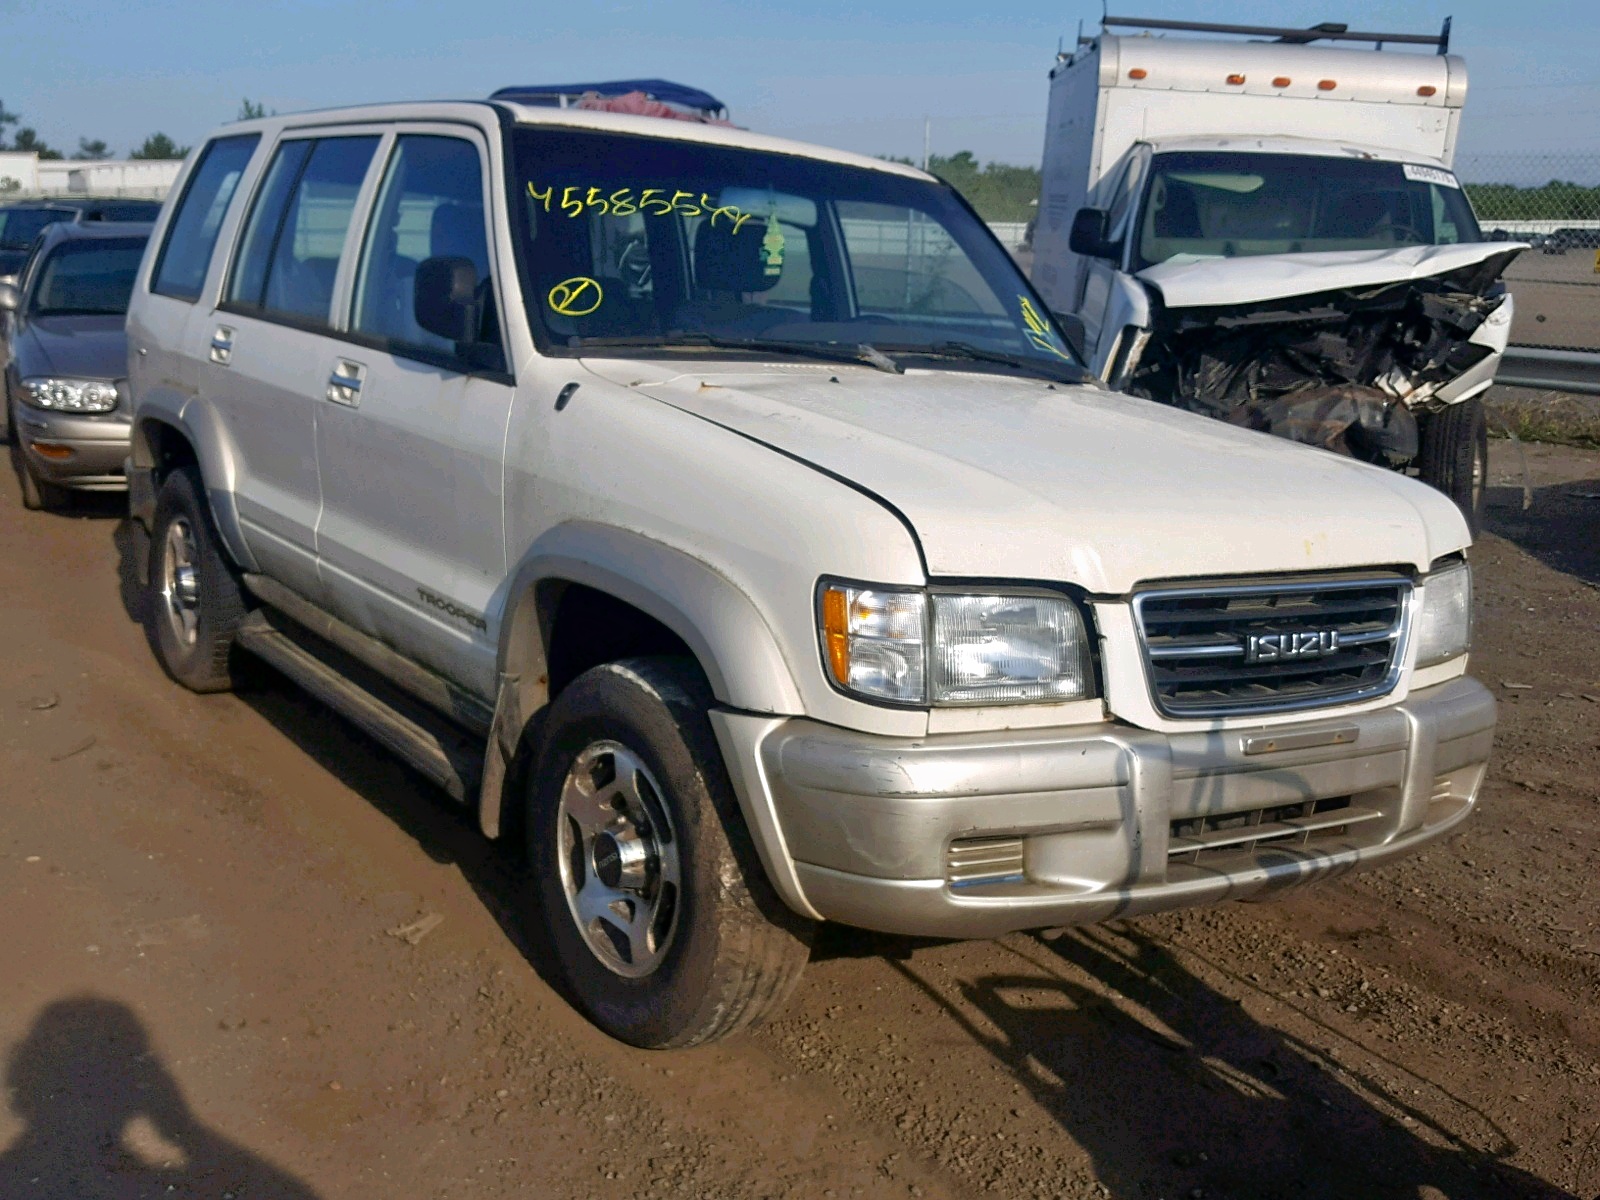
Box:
(1245, 629, 1341, 663)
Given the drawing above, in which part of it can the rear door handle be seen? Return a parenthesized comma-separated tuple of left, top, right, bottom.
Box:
(326, 358, 367, 407)
(209, 325, 235, 366)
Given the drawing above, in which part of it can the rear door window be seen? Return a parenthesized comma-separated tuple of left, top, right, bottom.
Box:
(350, 134, 501, 362)
(227, 135, 379, 326)
(150, 134, 259, 301)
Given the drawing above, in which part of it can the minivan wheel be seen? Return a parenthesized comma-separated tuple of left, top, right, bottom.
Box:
(1417, 397, 1488, 537)
(148, 466, 249, 692)
(527, 657, 813, 1048)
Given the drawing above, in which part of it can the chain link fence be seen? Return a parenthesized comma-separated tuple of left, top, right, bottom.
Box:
(1458, 152, 1600, 353)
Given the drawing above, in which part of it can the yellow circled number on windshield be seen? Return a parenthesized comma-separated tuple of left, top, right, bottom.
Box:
(548, 276, 604, 317)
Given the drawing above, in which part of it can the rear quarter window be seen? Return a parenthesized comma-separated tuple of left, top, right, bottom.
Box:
(151, 134, 260, 302)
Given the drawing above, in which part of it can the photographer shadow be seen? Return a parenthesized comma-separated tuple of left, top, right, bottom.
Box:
(0, 996, 322, 1199)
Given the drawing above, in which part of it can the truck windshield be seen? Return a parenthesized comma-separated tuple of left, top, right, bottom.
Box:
(507, 127, 1082, 376)
(1134, 152, 1483, 270)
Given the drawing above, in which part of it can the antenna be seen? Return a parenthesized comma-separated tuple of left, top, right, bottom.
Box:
(1438, 15, 1452, 55)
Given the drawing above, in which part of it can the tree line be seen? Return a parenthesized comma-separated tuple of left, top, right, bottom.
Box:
(0, 98, 271, 162)
(1461, 181, 1600, 224)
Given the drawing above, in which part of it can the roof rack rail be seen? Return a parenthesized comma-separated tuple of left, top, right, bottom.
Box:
(1100, 15, 1452, 55)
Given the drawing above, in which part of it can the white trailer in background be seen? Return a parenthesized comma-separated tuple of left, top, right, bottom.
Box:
(1031, 17, 1520, 532)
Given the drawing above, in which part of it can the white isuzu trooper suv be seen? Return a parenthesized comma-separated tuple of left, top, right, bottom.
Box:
(126, 96, 1494, 1048)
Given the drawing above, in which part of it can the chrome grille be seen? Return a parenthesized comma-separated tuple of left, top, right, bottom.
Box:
(1134, 575, 1411, 717)
(1168, 797, 1382, 866)
(947, 836, 1025, 887)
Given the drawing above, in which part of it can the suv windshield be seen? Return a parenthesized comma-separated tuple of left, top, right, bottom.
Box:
(0, 206, 74, 251)
(1135, 151, 1483, 270)
(29, 237, 149, 316)
(507, 128, 1082, 377)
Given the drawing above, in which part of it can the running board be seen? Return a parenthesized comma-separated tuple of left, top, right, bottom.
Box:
(235, 613, 483, 803)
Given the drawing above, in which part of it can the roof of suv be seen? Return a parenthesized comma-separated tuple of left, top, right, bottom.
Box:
(222, 100, 934, 184)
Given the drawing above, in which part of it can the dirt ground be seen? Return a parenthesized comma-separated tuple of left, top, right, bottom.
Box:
(0, 438, 1596, 1200)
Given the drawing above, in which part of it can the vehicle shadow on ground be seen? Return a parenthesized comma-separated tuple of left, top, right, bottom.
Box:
(0, 996, 323, 1199)
(889, 924, 1575, 1200)
(105, 519, 580, 1006)
(1485, 476, 1600, 586)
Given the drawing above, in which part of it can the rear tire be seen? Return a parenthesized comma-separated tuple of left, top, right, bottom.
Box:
(147, 466, 249, 692)
(1418, 397, 1488, 537)
(527, 657, 812, 1048)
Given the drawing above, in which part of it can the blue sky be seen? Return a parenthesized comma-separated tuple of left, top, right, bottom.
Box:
(1, 0, 1595, 168)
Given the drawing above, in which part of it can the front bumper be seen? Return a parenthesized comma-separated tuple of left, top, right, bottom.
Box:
(13, 408, 130, 490)
(717, 676, 1494, 938)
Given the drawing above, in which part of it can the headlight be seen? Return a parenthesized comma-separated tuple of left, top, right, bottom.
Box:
(819, 582, 1094, 706)
(1414, 561, 1472, 667)
(22, 377, 120, 413)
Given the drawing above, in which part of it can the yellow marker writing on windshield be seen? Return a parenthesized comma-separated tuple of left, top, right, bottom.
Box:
(548, 276, 603, 317)
(1019, 295, 1073, 361)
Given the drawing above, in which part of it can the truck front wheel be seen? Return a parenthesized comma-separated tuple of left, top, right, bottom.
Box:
(527, 657, 812, 1048)
(147, 466, 249, 692)
(1418, 397, 1488, 537)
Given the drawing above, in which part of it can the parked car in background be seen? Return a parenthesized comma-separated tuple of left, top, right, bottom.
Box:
(1540, 226, 1600, 254)
(126, 98, 1491, 1049)
(0, 198, 162, 278)
(1, 222, 151, 509)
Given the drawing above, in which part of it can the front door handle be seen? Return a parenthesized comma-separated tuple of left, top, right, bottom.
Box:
(326, 358, 367, 407)
(209, 325, 235, 366)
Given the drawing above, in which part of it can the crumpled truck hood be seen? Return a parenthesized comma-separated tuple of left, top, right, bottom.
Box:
(583, 360, 1468, 594)
(1136, 242, 1525, 310)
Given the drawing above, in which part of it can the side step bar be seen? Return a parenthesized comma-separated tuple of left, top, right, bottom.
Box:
(235, 613, 483, 803)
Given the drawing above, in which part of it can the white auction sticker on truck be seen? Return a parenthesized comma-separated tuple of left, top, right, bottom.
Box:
(1403, 163, 1461, 188)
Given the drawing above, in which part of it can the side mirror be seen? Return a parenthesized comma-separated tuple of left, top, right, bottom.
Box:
(414, 256, 478, 343)
(0, 280, 18, 313)
(1068, 207, 1117, 260)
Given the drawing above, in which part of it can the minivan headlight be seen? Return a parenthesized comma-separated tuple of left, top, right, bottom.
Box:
(819, 582, 1094, 706)
(1414, 561, 1472, 667)
(22, 377, 119, 413)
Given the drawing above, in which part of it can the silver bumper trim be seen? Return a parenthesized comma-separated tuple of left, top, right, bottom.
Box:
(726, 676, 1494, 937)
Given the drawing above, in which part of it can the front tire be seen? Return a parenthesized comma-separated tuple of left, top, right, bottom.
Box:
(147, 466, 249, 692)
(1418, 397, 1488, 537)
(527, 658, 812, 1048)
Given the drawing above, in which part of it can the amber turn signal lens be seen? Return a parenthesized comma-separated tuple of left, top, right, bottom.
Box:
(1226, 74, 1246, 86)
(29, 443, 74, 461)
(1318, 79, 1338, 91)
(1128, 68, 1147, 80)
(821, 587, 850, 685)
(1272, 76, 1291, 88)
(1417, 85, 1438, 97)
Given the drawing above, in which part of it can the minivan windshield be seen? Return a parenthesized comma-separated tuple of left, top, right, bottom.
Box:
(1135, 151, 1483, 270)
(29, 237, 149, 316)
(507, 128, 1082, 378)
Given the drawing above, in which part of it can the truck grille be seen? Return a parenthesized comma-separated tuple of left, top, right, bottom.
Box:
(1133, 574, 1411, 718)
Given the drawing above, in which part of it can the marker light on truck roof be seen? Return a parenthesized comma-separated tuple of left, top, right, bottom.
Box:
(1318, 79, 1338, 91)
(1272, 77, 1291, 88)
(1127, 68, 1148, 80)
(1226, 74, 1246, 86)
(1417, 85, 1437, 97)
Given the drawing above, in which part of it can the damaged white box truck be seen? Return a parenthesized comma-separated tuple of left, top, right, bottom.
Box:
(1030, 16, 1520, 533)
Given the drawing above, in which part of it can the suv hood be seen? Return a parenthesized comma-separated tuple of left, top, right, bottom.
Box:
(584, 360, 1467, 593)
(1137, 243, 1522, 310)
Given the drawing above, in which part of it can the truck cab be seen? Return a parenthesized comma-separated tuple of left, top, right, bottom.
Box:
(1032, 18, 1520, 532)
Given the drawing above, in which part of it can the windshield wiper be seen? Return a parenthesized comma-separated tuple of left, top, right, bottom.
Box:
(570, 333, 902, 374)
(882, 341, 1086, 383)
